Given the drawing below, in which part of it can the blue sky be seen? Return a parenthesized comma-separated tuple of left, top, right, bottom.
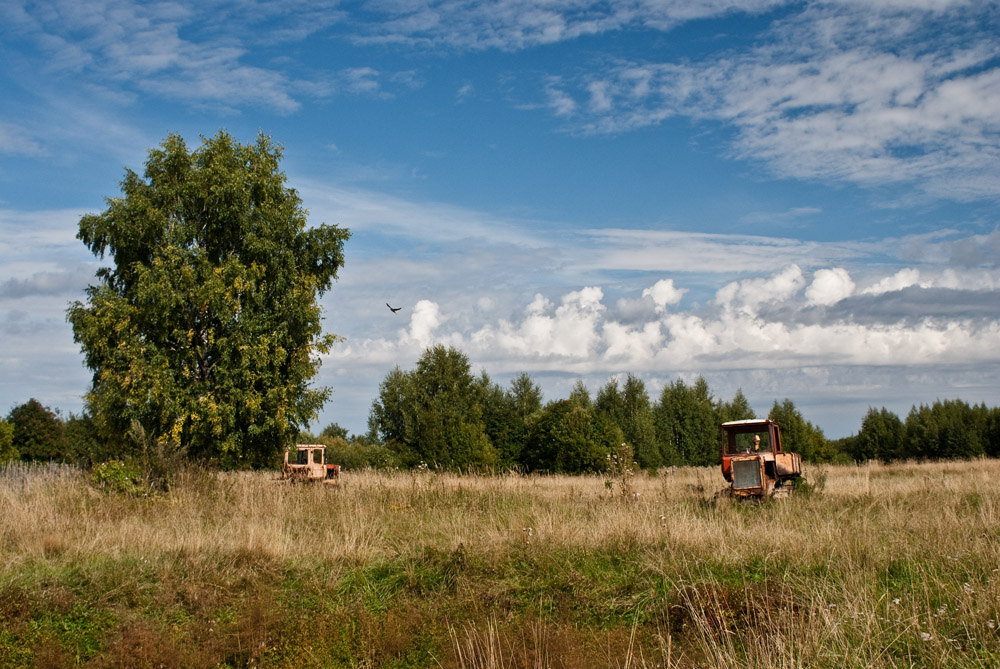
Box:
(1, 0, 998, 439)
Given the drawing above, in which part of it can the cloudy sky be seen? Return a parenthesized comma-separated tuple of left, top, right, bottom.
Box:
(1, 0, 998, 439)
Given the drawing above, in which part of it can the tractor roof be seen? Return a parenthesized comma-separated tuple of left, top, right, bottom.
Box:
(721, 419, 778, 427)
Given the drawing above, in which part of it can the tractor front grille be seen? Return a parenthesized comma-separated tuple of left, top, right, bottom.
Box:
(733, 458, 762, 490)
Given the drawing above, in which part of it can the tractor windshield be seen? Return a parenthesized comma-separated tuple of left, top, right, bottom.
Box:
(722, 424, 774, 454)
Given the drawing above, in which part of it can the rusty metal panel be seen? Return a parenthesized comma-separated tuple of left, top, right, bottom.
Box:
(773, 452, 801, 479)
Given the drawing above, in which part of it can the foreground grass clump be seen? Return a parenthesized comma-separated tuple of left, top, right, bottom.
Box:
(2, 459, 999, 667)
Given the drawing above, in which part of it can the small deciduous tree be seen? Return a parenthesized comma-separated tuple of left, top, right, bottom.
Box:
(7, 399, 66, 461)
(67, 132, 349, 467)
(524, 396, 621, 474)
(369, 346, 496, 470)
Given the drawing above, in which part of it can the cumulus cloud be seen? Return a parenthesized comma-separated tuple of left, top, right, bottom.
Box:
(642, 279, 686, 313)
(862, 268, 924, 295)
(329, 266, 1000, 382)
(402, 299, 445, 349)
(806, 268, 855, 306)
(473, 287, 606, 359)
(715, 265, 806, 315)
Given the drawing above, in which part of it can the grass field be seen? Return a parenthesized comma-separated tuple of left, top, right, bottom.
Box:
(2, 459, 999, 667)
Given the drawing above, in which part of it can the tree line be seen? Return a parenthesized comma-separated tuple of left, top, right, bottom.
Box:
(357, 344, 1000, 472)
(4, 346, 999, 471)
(362, 345, 838, 472)
(843, 401, 1000, 463)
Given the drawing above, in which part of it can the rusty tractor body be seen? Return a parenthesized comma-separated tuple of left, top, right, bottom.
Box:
(720, 419, 801, 498)
(283, 444, 340, 484)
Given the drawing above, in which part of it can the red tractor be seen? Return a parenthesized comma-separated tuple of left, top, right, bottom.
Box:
(282, 444, 340, 484)
(720, 419, 801, 498)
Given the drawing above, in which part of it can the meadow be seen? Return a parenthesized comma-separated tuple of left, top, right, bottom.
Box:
(1, 459, 998, 667)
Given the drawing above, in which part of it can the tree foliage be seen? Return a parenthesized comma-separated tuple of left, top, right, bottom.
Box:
(368, 345, 496, 469)
(0, 419, 15, 464)
(848, 400, 999, 463)
(905, 399, 988, 460)
(362, 347, 1000, 471)
(853, 407, 905, 462)
(7, 399, 66, 461)
(523, 397, 622, 473)
(767, 399, 844, 463)
(654, 377, 717, 466)
(479, 372, 543, 469)
(67, 132, 349, 467)
(716, 388, 755, 424)
(597, 375, 658, 469)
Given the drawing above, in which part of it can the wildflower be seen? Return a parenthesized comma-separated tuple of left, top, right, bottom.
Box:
(920, 632, 932, 641)
(892, 598, 900, 605)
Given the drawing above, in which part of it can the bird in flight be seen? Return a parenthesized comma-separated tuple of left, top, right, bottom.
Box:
(386, 303, 402, 313)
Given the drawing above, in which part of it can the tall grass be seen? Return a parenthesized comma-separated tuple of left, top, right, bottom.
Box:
(2, 459, 998, 666)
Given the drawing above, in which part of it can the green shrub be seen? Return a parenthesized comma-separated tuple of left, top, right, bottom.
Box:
(91, 460, 144, 496)
(316, 436, 402, 470)
(0, 420, 15, 464)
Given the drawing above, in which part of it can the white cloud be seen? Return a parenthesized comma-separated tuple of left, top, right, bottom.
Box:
(402, 299, 445, 349)
(862, 268, 924, 295)
(806, 268, 855, 306)
(602, 320, 663, 362)
(298, 181, 547, 248)
(6, 0, 369, 114)
(328, 265, 1000, 384)
(642, 278, 686, 312)
(579, 228, 861, 274)
(350, 0, 787, 50)
(547, 4, 1000, 200)
(715, 264, 806, 315)
(544, 78, 577, 117)
(473, 287, 606, 359)
(0, 122, 48, 157)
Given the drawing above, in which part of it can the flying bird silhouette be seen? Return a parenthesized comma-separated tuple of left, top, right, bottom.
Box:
(386, 303, 402, 313)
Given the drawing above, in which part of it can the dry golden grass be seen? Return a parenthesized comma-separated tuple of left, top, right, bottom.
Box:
(2, 459, 999, 667)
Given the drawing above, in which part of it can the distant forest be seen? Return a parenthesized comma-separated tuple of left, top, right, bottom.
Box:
(3, 344, 998, 472)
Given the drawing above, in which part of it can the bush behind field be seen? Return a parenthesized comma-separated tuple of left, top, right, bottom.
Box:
(2, 459, 1000, 667)
(309, 434, 402, 471)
